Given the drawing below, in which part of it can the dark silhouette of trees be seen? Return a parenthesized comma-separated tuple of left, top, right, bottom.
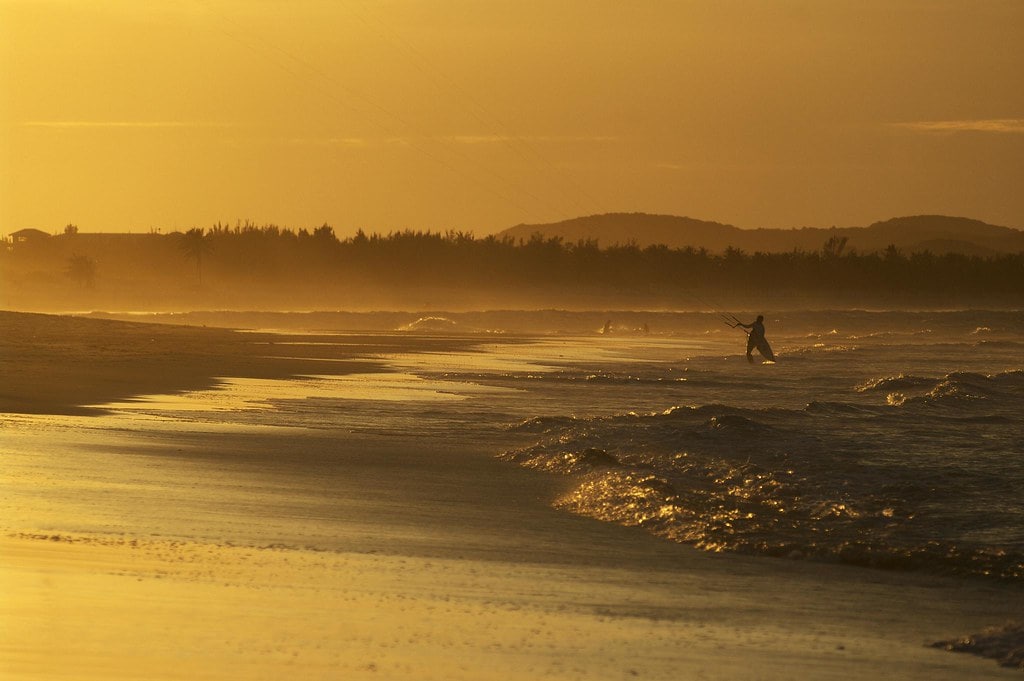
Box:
(178, 228, 213, 284)
(822, 235, 848, 258)
(8, 221, 1024, 308)
(65, 254, 96, 288)
(313, 223, 335, 241)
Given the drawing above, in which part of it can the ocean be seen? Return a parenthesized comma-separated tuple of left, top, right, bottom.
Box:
(27, 308, 1022, 584)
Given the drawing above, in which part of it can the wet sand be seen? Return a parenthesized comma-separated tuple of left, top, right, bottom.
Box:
(1, 312, 1021, 679)
(0, 311, 479, 414)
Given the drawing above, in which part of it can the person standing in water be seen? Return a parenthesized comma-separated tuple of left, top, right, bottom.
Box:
(736, 315, 775, 363)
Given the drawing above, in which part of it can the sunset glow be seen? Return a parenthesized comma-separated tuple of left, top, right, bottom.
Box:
(3, 0, 1022, 235)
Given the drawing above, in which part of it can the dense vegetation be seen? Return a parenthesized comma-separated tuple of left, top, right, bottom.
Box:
(3, 223, 1022, 311)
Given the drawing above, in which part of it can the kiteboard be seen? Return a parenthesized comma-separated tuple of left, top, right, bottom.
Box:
(744, 333, 775, 363)
(754, 336, 776, 362)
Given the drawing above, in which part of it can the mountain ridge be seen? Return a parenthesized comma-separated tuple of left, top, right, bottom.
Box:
(497, 213, 1024, 255)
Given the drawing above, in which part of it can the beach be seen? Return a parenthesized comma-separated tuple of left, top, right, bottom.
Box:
(2, 311, 1021, 679)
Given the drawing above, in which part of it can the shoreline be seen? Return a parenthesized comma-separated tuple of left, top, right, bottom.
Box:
(0, 311, 488, 415)
(2, 310, 1022, 678)
(4, 510, 1020, 680)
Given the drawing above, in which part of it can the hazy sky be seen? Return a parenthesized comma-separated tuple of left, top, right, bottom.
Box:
(2, 0, 1022, 236)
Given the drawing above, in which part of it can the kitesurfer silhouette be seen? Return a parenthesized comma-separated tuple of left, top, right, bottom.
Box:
(736, 315, 775, 363)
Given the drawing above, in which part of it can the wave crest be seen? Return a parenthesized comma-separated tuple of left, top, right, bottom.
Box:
(933, 621, 1024, 670)
(499, 399, 1024, 581)
(858, 370, 1024, 411)
(856, 374, 933, 393)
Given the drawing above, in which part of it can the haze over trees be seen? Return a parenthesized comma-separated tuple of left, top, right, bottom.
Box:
(499, 214, 1024, 257)
(2, 215, 1022, 312)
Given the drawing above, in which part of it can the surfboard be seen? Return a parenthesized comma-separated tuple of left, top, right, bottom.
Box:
(755, 337, 775, 362)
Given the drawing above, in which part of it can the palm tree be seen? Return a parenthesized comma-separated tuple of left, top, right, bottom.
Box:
(179, 228, 213, 284)
(822, 235, 849, 258)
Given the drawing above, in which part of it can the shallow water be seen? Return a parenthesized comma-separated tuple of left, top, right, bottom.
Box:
(6, 309, 1023, 583)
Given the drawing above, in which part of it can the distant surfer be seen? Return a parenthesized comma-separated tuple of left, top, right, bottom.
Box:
(735, 315, 775, 363)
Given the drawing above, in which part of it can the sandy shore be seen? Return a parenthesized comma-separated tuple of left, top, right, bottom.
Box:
(4, 528, 1017, 681)
(1, 312, 1021, 679)
(0, 311, 479, 414)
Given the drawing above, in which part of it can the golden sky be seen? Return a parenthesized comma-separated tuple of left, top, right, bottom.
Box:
(2, 0, 1022, 236)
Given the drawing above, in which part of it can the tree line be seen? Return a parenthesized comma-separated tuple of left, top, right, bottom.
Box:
(5, 222, 1023, 308)
(180, 223, 1023, 306)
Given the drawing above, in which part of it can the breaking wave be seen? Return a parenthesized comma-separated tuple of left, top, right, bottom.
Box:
(933, 621, 1024, 670)
(858, 370, 1024, 412)
(500, 384, 1024, 580)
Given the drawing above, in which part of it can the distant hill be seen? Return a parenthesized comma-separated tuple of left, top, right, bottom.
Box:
(498, 214, 745, 251)
(497, 213, 1024, 255)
